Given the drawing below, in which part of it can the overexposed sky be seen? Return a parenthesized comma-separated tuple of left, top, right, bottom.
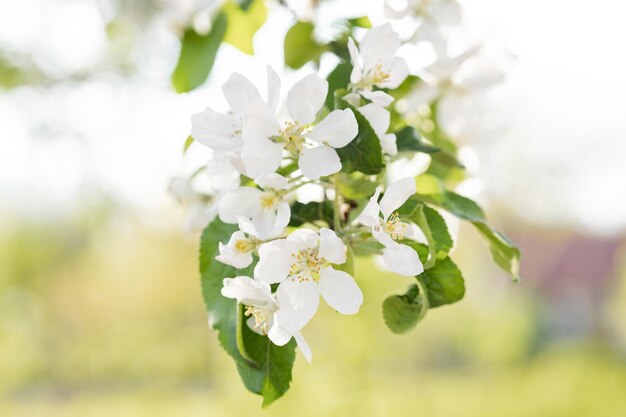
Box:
(1, 0, 625, 234)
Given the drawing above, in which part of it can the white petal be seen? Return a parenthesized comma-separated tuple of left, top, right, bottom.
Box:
(251, 208, 278, 241)
(191, 108, 241, 151)
(382, 243, 424, 276)
(359, 23, 400, 73)
(347, 37, 363, 84)
(222, 73, 262, 116)
(378, 57, 409, 89)
(255, 173, 289, 190)
(242, 101, 280, 141)
(354, 189, 381, 227)
(319, 227, 347, 264)
(293, 331, 312, 363)
(218, 187, 262, 223)
(241, 136, 284, 179)
(286, 74, 328, 124)
(205, 153, 241, 190)
(360, 90, 394, 107)
(432, 0, 462, 25)
(371, 224, 398, 248)
(255, 240, 298, 284)
(409, 82, 440, 106)
(287, 228, 319, 249)
(379, 177, 416, 220)
(272, 202, 291, 237)
(381, 133, 398, 156)
(275, 279, 319, 331)
(318, 267, 363, 315)
(299, 146, 341, 180)
(216, 241, 253, 269)
(221, 276, 273, 305)
(306, 109, 358, 148)
(268, 317, 292, 346)
(237, 216, 259, 238)
(266, 66, 281, 113)
(358, 103, 390, 138)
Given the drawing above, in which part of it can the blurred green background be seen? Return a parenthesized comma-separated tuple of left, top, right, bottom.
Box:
(2, 0, 626, 415)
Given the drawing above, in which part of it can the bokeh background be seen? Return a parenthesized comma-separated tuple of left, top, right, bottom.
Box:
(2, 0, 626, 415)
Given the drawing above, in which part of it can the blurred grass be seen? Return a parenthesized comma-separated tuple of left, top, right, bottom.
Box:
(1, 210, 625, 416)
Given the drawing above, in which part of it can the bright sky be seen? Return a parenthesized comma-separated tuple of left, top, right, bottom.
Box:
(1, 0, 625, 234)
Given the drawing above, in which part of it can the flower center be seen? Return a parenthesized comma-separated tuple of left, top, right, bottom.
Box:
(259, 190, 282, 209)
(356, 63, 391, 89)
(383, 212, 405, 240)
(234, 238, 256, 253)
(275, 121, 311, 154)
(289, 247, 326, 283)
(244, 302, 277, 334)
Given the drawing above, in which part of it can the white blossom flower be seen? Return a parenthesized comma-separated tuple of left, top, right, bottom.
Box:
(384, 0, 461, 49)
(168, 176, 218, 232)
(357, 103, 397, 156)
(215, 225, 256, 269)
(347, 23, 409, 107)
(240, 74, 358, 180)
(191, 66, 280, 184)
(355, 177, 424, 276)
(254, 228, 363, 332)
(221, 275, 312, 362)
(218, 173, 291, 240)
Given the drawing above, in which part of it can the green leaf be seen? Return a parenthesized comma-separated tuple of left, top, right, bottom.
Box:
(473, 222, 521, 282)
(414, 174, 486, 222)
(171, 13, 227, 93)
(222, 0, 267, 55)
(347, 16, 372, 28)
(284, 21, 327, 69)
(335, 96, 385, 175)
(288, 201, 334, 227)
(236, 312, 297, 407)
(338, 172, 378, 200)
(422, 206, 453, 257)
(325, 62, 352, 110)
(200, 219, 297, 405)
(419, 257, 465, 308)
(395, 126, 439, 154)
(183, 135, 194, 154)
(382, 278, 429, 334)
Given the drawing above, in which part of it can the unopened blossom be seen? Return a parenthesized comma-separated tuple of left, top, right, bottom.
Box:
(347, 23, 409, 107)
(218, 173, 291, 240)
(221, 275, 312, 362)
(191, 67, 280, 186)
(254, 228, 363, 332)
(355, 177, 424, 276)
(241, 74, 358, 180)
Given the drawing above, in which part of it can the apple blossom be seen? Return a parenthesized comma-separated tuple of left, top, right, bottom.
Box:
(221, 275, 312, 362)
(355, 178, 424, 276)
(346, 23, 409, 107)
(240, 74, 358, 180)
(254, 228, 363, 332)
(357, 103, 397, 156)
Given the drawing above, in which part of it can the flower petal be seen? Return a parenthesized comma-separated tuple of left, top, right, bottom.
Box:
(251, 202, 290, 240)
(378, 57, 409, 89)
(287, 228, 319, 249)
(360, 90, 394, 107)
(216, 241, 253, 269)
(222, 72, 262, 116)
(347, 37, 363, 84)
(379, 177, 416, 220)
(381, 133, 398, 156)
(218, 187, 262, 223)
(306, 109, 358, 148)
(371, 224, 398, 248)
(382, 243, 424, 276)
(255, 240, 298, 284)
(221, 275, 273, 305)
(266, 65, 281, 113)
(241, 136, 284, 179)
(286, 74, 328, 124)
(255, 173, 289, 190)
(359, 23, 400, 73)
(299, 146, 341, 180)
(357, 103, 390, 138)
(319, 227, 347, 264)
(354, 189, 381, 227)
(318, 267, 363, 315)
(191, 108, 241, 151)
(268, 317, 292, 346)
(293, 331, 312, 363)
(275, 279, 319, 332)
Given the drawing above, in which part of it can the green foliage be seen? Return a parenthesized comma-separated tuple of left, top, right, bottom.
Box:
(288, 201, 334, 227)
(395, 126, 439, 154)
(382, 284, 425, 334)
(200, 219, 296, 405)
(347, 16, 372, 28)
(284, 21, 328, 69)
(171, 13, 227, 93)
(474, 222, 521, 282)
(182, 135, 194, 154)
(419, 257, 465, 308)
(334, 94, 385, 175)
(325, 62, 352, 110)
(338, 172, 378, 200)
(222, 0, 267, 55)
